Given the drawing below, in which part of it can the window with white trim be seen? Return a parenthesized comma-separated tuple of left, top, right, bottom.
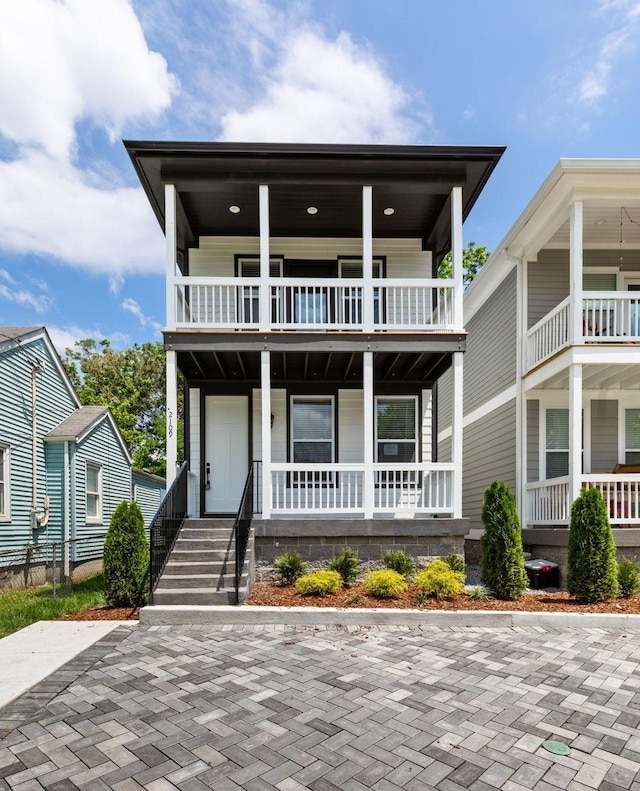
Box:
(291, 397, 334, 464)
(625, 409, 640, 464)
(0, 446, 9, 521)
(376, 397, 418, 463)
(86, 463, 102, 523)
(545, 408, 583, 478)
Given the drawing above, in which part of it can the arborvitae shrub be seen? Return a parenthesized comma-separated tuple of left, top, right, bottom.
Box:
(567, 487, 619, 602)
(442, 554, 465, 574)
(274, 551, 306, 585)
(330, 547, 360, 587)
(104, 501, 149, 607)
(414, 560, 465, 600)
(480, 481, 527, 600)
(617, 559, 640, 599)
(295, 570, 342, 596)
(364, 569, 407, 598)
(382, 549, 414, 578)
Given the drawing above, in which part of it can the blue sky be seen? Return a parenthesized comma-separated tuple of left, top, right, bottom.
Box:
(1, 0, 639, 353)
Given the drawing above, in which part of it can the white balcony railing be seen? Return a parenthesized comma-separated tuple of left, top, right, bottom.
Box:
(526, 292, 640, 370)
(174, 277, 456, 331)
(268, 463, 454, 515)
(526, 475, 640, 526)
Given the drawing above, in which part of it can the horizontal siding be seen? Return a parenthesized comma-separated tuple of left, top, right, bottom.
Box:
(43, 443, 65, 543)
(437, 436, 451, 464)
(189, 237, 432, 278)
(0, 336, 77, 549)
(528, 250, 569, 329)
(527, 399, 539, 483)
(436, 368, 453, 435)
(421, 389, 432, 463)
(464, 267, 517, 414)
(591, 399, 618, 473)
(338, 390, 364, 463)
(463, 399, 517, 532)
(132, 473, 165, 530)
(252, 390, 287, 462)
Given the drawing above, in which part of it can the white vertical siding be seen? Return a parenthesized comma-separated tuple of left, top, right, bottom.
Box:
(338, 390, 364, 462)
(252, 389, 286, 462)
(189, 388, 201, 498)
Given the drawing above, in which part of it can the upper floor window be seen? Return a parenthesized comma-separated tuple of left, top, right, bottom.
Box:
(0, 446, 9, 521)
(625, 409, 640, 464)
(86, 462, 102, 524)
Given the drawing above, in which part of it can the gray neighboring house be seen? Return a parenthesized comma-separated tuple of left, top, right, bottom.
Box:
(437, 159, 640, 567)
(0, 326, 162, 583)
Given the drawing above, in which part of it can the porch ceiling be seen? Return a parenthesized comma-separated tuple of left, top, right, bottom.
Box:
(177, 349, 452, 385)
(535, 362, 640, 390)
(124, 141, 505, 260)
(548, 200, 640, 248)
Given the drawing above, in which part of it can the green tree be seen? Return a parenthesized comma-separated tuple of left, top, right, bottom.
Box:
(480, 481, 528, 600)
(103, 501, 149, 607)
(567, 487, 619, 603)
(63, 339, 183, 476)
(438, 241, 490, 286)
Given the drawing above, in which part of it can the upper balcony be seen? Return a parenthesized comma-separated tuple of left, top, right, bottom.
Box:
(527, 291, 640, 371)
(172, 275, 456, 332)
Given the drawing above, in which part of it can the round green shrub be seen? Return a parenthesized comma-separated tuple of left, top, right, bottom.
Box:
(567, 487, 619, 603)
(364, 569, 407, 598)
(618, 559, 640, 599)
(480, 481, 527, 600)
(414, 560, 465, 600)
(104, 501, 149, 607)
(295, 570, 342, 596)
(330, 547, 360, 587)
(274, 551, 307, 585)
(382, 549, 414, 578)
(442, 554, 465, 574)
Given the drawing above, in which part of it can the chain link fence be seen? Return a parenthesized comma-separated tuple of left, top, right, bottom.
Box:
(0, 535, 106, 597)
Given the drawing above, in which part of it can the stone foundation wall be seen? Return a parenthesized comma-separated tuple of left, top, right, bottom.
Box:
(253, 518, 469, 566)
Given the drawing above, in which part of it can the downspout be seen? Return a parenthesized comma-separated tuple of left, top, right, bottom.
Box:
(64, 440, 70, 577)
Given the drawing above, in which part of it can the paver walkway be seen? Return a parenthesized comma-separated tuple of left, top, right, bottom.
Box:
(2, 623, 640, 790)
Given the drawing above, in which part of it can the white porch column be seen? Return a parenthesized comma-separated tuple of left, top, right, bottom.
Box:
(451, 186, 464, 330)
(259, 185, 270, 331)
(165, 184, 177, 329)
(569, 201, 583, 344)
(569, 363, 583, 504)
(363, 351, 374, 518)
(261, 351, 272, 518)
(452, 351, 464, 518)
(362, 186, 374, 331)
(166, 349, 178, 486)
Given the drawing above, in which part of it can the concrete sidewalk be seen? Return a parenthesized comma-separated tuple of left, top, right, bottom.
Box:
(0, 620, 137, 710)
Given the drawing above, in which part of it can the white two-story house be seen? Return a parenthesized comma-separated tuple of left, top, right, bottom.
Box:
(439, 159, 640, 568)
(126, 141, 504, 603)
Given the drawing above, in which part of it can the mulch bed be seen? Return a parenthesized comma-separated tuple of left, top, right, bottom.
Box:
(55, 606, 140, 621)
(248, 581, 640, 613)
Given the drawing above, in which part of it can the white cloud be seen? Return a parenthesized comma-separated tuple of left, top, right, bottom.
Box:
(578, 1, 640, 106)
(47, 324, 130, 354)
(0, 152, 164, 276)
(0, 278, 52, 314)
(219, 5, 422, 144)
(0, 0, 177, 160)
(122, 297, 163, 332)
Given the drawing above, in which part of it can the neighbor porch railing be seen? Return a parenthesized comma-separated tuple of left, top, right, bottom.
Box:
(526, 474, 640, 526)
(174, 277, 456, 331)
(267, 463, 455, 515)
(149, 461, 188, 601)
(526, 293, 640, 370)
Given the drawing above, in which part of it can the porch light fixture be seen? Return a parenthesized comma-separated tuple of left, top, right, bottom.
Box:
(229, 205, 241, 213)
(618, 207, 640, 270)
(271, 413, 275, 428)
(383, 207, 395, 215)
(306, 206, 318, 215)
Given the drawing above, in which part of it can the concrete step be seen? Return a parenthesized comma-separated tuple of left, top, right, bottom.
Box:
(184, 518, 235, 530)
(151, 588, 239, 606)
(156, 573, 247, 590)
(173, 539, 233, 551)
(165, 561, 235, 575)
(168, 550, 233, 562)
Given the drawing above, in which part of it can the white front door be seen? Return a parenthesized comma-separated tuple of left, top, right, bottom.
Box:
(204, 396, 248, 513)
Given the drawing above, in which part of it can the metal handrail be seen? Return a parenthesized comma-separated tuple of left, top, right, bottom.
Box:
(234, 462, 257, 604)
(149, 461, 188, 602)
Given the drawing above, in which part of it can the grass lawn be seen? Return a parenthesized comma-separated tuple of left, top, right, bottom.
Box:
(0, 574, 105, 639)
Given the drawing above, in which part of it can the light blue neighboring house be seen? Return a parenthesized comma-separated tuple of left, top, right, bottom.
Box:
(132, 468, 166, 534)
(0, 326, 161, 573)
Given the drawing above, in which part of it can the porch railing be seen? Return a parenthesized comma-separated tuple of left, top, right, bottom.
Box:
(149, 461, 188, 601)
(233, 462, 257, 604)
(526, 474, 640, 526)
(268, 463, 454, 515)
(526, 293, 640, 371)
(174, 277, 456, 331)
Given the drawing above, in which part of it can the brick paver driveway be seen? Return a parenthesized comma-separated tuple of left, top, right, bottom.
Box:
(2, 623, 640, 790)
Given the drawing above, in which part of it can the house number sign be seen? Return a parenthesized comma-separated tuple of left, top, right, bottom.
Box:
(167, 408, 174, 439)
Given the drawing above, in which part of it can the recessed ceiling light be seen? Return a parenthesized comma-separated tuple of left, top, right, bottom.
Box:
(229, 205, 241, 214)
(307, 206, 318, 215)
(383, 207, 395, 216)
(595, 218, 606, 226)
